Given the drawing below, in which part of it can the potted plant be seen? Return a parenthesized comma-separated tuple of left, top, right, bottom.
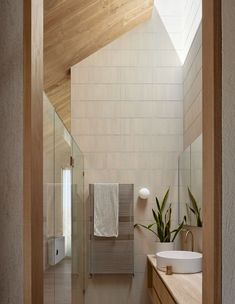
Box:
(186, 187, 203, 227)
(134, 188, 185, 253)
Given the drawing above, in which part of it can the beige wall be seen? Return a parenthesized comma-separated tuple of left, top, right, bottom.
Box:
(183, 23, 202, 148)
(0, 1, 24, 303)
(71, 7, 183, 304)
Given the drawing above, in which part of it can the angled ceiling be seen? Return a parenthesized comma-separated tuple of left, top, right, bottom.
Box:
(44, 0, 154, 129)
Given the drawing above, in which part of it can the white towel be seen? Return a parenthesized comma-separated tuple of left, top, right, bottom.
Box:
(94, 183, 119, 237)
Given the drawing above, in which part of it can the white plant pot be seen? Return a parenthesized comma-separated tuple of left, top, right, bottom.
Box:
(155, 242, 174, 254)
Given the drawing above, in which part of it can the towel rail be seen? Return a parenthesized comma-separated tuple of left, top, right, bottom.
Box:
(89, 184, 134, 275)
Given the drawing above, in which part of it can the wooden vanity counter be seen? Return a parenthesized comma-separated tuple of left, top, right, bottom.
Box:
(147, 255, 202, 304)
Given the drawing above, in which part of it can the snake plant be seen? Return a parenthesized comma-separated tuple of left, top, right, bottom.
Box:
(187, 187, 203, 227)
(134, 189, 185, 242)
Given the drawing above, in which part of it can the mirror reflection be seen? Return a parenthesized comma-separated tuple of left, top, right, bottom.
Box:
(178, 134, 202, 227)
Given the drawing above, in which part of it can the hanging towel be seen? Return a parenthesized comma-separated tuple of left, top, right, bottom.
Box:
(94, 183, 119, 237)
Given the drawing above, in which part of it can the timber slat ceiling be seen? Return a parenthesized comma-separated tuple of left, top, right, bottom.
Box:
(44, 0, 154, 129)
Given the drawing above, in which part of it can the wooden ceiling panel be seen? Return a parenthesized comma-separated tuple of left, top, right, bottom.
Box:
(44, 0, 154, 129)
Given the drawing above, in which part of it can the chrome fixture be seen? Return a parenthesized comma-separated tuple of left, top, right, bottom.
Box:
(184, 230, 194, 252)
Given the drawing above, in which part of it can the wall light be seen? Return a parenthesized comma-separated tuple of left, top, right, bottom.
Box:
(139, 188, 150, 200)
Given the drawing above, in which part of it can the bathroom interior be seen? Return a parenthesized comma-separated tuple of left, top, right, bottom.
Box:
(42, 0, 204, 303)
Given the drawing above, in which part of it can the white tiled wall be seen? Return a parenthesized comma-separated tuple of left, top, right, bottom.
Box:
(183, 23, 202, 148)
(71, 7, 183, 304)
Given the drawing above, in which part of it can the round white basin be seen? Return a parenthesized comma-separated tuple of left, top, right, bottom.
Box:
(156, 250, 202, 274)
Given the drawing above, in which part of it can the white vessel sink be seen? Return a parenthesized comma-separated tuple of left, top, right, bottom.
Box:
(156, 250, 202, 274)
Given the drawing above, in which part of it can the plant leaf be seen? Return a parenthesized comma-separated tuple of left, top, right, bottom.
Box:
(161, 188, 170, 212)
(188, 187, 200, 214)
(197, 216, 203, 227)
(171, 219, 185, 242)
(153, 209, 164, 242)
(152, 209, 158, 223)
(155, 196, 161, 212)
(147, 223, 156, 229)
(134, 223, 158, 237)
(189, 206, 196, 214)
(187, 188, 203, 227)
(163, 206, 171, 242)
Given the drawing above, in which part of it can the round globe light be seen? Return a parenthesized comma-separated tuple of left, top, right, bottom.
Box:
(139, 188, 150, 200)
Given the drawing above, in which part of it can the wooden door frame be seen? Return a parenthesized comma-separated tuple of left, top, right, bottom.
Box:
(23, 0, 43, 303)
(21, 0, 223, 302)
(202, 0, 222, 303)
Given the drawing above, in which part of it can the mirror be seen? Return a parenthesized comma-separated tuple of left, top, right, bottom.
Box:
(178, 146, 191, 225)
(190, 135, 203, 226)
(178, 134, 202, 227)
